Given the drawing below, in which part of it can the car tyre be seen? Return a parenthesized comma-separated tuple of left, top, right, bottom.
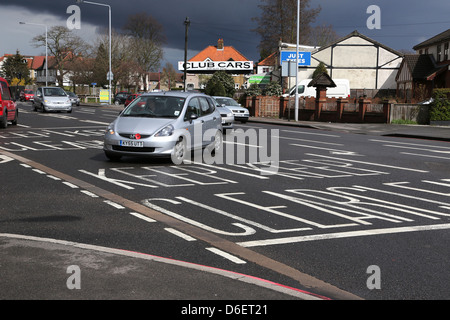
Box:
(171, 137, 187, 165)
(0, 113, 7, 129)
(11, 110, 18, 125)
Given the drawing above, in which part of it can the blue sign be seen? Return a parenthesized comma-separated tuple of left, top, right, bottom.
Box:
(280, 51, 311, 66)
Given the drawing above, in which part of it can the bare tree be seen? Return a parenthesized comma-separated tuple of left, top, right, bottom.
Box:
(161, 63, 177, 90)
(252, 0, 322, 60)
(123, 13, 166, 91)
(32, 26, 89, 87)
(309, 24, 340, 47)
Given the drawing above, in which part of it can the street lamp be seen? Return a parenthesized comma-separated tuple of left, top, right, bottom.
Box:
(295, 0, 300, 121)
(20, 21, 48, 86)
(77, 0, 112, 105)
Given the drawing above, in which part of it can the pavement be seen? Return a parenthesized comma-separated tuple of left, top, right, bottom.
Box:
(2, 103, 449, 301)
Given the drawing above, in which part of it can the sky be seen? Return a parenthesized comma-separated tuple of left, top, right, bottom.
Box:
(1, 0, 449, 71)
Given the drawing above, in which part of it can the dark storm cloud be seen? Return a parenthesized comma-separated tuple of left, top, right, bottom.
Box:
(0, 0, 262, 60)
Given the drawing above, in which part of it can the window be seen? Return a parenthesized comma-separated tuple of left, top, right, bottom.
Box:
(0, 81, 11, 100)
(445, 42, 449, 61)
(199, 97, 213, 115)
(437, 45, 441, 62)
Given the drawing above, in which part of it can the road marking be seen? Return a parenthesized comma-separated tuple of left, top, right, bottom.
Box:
(80, 120, 110, 125)
(129, 211, 156, 223)
(62, 181, 79, 189)
(306, 153, 429, 173)
(237, 223, 450, 248)
(206, 247, 246, 264)
(81, 190, 99, 198)
(165, 228, 197, 241)
(103, 200, 125, 209)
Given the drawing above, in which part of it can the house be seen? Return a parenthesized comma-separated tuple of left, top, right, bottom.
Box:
(269, 31, 403, 97)
(178, 39, 253, 90)
(412, 28, 450, 88)
(396, 54, 446, 102)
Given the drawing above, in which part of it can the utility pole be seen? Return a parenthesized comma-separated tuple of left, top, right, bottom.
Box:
(184, 17, 190, 92)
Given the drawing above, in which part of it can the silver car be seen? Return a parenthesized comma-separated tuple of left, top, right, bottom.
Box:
(103, 91, 223, 163)
(33, 87, 72, 113)
(212, 98, 234, 131)
(213, 96, 249, 123)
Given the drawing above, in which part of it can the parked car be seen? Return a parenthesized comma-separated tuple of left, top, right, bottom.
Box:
(113, 91, 131, 105)
(20, 89, 34, 102)
(103, 91, 223, 164)
(0, 77, 18, 128)
(212, 98, 234, 131)
(124, 93, 141, 107)
(66, 91, 80, 106)
(213, 96, 249, 123)
(33, 87, 72, 113)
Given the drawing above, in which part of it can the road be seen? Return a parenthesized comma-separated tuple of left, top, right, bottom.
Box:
(1, 101, 450, 300)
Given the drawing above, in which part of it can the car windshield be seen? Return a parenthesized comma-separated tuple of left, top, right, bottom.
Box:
(121, 96, 186, 118)
(25, 90, 33, 94)
(66, 92, 76, 97)
(44, 87, 67, 97)
(215, 97, 239, 106)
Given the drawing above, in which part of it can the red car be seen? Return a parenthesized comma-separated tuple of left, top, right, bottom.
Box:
(0, 77, 18, 128)
(20, 89, 34, 101)
(124, 94, 141, 107)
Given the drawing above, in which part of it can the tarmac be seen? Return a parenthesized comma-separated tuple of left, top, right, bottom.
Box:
(2, 103, 449, 301)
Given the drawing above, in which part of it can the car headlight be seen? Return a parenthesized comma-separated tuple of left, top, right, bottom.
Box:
(227, 112, 233, 117)
(155, 124, 174, 137)
(106, 125, 115, 135)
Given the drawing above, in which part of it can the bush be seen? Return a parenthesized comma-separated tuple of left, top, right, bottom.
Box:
(263, 81, 282, 96)
(204, 71, 235, 97)
(245, 83, 262, 96)
(430, 89, 450, 121)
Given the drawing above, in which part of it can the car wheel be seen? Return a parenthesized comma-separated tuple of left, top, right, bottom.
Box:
(41, 104, 46, 113)
(171, 137, 186, 165)
(67, 108, 72, 113)
(11, 110, 18, 125)
(0, 113, 7, 129)
(104, 151, 122, 161)
(114, 100, 119, 106)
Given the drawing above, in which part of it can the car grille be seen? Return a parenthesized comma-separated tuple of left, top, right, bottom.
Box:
(112, 146, 155, 152)
(118, 133, 151, 139)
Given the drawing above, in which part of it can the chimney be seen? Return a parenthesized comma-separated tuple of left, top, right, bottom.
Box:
(217, 38, 224, 50)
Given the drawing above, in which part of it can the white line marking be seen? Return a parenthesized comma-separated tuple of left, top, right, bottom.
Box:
(306, 153, 429, 173)
(32, 169, 46, 174)
(80, 190, 99, 198)
(165, 228, 197, 241)
(62, 181, 78, 188)
(104, 200, 125, 209)
(206, 247, 247, 264)
(237, 223, 450, 247)
(129, 212, 156, 223)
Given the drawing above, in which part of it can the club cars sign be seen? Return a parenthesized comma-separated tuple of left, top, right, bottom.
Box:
(178, 61, 253, 72)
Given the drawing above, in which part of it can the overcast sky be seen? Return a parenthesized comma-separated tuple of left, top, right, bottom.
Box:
(1, 0, 449, 70)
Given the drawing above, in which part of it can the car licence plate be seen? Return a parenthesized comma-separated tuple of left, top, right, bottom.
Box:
(120, 140, 144, 147)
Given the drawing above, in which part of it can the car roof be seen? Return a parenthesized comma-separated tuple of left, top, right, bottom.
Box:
(141, 91, 211, 98)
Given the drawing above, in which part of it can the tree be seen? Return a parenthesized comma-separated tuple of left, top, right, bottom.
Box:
(123, 13, 166, 91)
(312, 61, 328, 79)
(263, 81, 283, 96)
(32, 26, 89, 87)
(252, 0, 322, 60)
(205, 71, 235, 97)
(161, 63, 178, 90)
(1, 50, 31, 85)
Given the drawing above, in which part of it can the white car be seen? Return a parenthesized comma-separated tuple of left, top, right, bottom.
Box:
(213, 96, 249, 123)
(104, 91, 223, 164)
(33, 87, 72, 113)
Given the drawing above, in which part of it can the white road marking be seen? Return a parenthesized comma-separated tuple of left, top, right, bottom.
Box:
(237, 223, 450, 248)
(206, 247, 246, 264)
(165, 228, 196, 241)
(129, 211, 156, 223)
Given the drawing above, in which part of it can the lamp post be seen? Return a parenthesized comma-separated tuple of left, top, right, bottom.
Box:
(77, 0, 112, 105)
(295, 0, 300, 121)
(183, 17, 190, 92)
(20, 21, 48, 86)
